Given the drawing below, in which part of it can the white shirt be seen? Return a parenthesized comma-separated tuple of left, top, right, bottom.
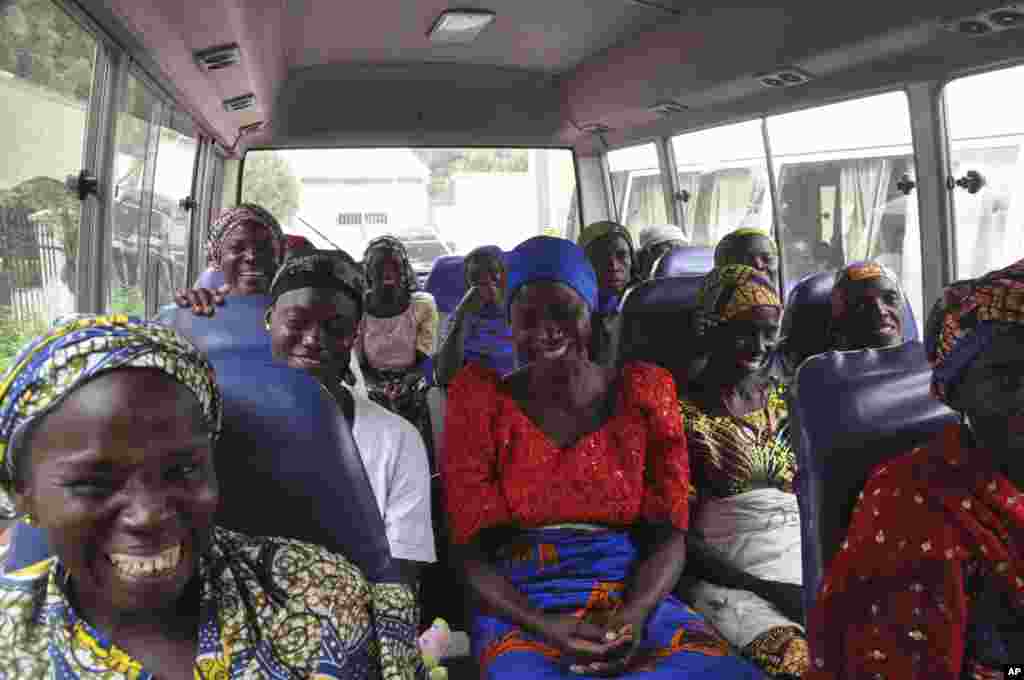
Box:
(351, 395, 437, 563)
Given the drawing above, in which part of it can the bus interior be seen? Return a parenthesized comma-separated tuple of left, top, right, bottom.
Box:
(3, 0, 1024, 675)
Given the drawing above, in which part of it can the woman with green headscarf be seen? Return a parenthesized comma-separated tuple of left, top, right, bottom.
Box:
(577, 221, 642, 366)
(678, 264, 808, 678)
(0, 315, 408, 679)
(714, 228, 780, 285)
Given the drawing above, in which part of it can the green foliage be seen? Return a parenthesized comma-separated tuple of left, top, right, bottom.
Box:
(0, 0, 97, 102)
(109, 285, 144, 316)
(0, 306, 48, 377)
(448, 149, 529, 173)
(241, 152, 301, 226)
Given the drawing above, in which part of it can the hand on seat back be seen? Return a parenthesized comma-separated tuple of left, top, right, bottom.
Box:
(174, 284, 229, 316)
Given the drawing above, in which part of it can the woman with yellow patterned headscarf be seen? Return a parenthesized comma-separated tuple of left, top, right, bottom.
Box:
(806, 259, 1024, 680)
(679, 264, 809, 678)
(0, 315, 419, 679)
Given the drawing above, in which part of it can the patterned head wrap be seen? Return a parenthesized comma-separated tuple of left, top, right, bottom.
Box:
(696, 264, 782, 337)
(578, 220, 636, 254)
(925, 259, 1024, 405)
(507, 236, 598, 314)
(713, 228, 777, 268)
(0, 315, 222, 517)
(364, 236, 418, 294)
(830, 260, 903, 322)
(206, 204, 286, 271)
(270, 250, 366, 319)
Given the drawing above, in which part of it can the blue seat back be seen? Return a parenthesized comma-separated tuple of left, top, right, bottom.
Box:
(653, 246, 714, 277)
(425, 255, 467, 315)
(781, 269, 919, 371)
(195, 268, 225, 290)
(619, 275, 704, 380)
(7, 296, 395, 582)
(789, 342, 956, 616)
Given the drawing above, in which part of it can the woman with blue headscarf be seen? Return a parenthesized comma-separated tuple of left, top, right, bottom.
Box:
(806, 259, 1024, 680)
(442, 236, 761, 679)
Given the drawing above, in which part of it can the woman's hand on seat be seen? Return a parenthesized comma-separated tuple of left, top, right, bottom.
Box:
(174, 285, 229, 316)
(537, 614, 629, 670)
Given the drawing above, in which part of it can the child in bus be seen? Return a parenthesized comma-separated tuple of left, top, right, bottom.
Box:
(578, 220, 642, 365)
(828, 260, 905, 351)
(638, 223, 689, 278)
(357, 236, 438, 441)
(433, 245, 515, 386)
(806, 259, 1024, 680)
(265, 251, 437, 589)
(443, 236, 764, 679)
(678, 264, 808, 678)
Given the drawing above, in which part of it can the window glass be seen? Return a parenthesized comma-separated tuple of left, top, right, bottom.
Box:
(149, 112, 196, 310)
(0, 0, 96, 373)
(766, 91, 922, 322)
(945, 64, 1024, 280)
(606, 143, 667, 239)
(671, 120, 772, 246)
(110, 73, 162, 317)
(241, 148, 576, 272)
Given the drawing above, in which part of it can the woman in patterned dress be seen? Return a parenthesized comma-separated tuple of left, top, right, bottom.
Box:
(0, 315, 419, 679)
(678, 264, 808, 678)
(443, 236, 763, 679)
(806, 260, 1024, 680)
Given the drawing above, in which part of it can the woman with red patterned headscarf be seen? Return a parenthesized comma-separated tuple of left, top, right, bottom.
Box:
(806, 259, 1024, 680)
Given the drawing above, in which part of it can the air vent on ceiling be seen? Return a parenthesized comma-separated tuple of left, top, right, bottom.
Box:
(579, 123, 610, 135)
(649, 100, 689, 116)
(428, 9, 496, 44)
(757, 67, 813, 88)
(195, 44, 242, 72)
(238, 121, 265, 136)
(941, 3, 1024, 36)
(223, 93, 256, 112)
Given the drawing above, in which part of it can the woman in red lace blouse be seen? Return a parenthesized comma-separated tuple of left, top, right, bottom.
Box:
(806, 259, 1024, 680)
(442, 236, 761, 679)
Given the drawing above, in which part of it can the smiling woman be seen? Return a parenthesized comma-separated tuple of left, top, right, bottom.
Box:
(0, 315, 410, 679)
(205, 203, 286, 296)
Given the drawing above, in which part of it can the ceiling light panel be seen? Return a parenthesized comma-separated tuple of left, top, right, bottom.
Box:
(428, 9, 496, 44)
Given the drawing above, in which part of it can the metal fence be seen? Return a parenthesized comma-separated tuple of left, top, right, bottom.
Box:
(0, 205, 73, 324)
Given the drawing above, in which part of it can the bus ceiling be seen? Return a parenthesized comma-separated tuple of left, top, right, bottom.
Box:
(74, 0, 1023, 154)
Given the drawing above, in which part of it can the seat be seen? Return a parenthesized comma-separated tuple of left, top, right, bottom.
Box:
(618, 275, 705, 382)
(781, 269, 920, 372)
(6, 296, 396, 583)
(195, 268, 225, 289)
(652, 245, 714, 277)
(789, 341, 957, 616)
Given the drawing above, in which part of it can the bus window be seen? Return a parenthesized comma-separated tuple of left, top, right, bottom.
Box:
(110, 73, 162, 317)
(149, 111, 196, 310)
(241, 148, 576, 272)
(606, 143, 667, 239)
(945, 63, 1024, 281)
(0, 0, 97, 373)
(670, 120, 771, 247)
(766, 91, 922, 322)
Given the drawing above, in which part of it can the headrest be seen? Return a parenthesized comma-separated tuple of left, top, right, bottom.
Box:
(789, 341, 956, 616)
(7, 297, 395, 582)
(653, 246, 714, 277)
(619, 275, 705, 378)
(425, 255, 467, 314)
(781, 269, 920, 370)
(195, 268, 225, 290)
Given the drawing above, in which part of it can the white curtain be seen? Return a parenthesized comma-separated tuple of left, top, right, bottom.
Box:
(901, 185, 923, 327)
(839, 159, 891, 262)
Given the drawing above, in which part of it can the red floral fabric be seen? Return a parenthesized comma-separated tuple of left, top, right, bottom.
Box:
(442, 361, 690, 545)
(806, 424, 1024, 680)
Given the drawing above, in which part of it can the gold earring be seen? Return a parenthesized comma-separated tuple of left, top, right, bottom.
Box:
(22, 513, 34, 526)
(264, 310, 273, 332)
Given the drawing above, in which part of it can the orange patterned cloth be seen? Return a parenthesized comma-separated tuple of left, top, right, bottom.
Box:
(442, 361, 690, 544)
(696, 264, 781, 337)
